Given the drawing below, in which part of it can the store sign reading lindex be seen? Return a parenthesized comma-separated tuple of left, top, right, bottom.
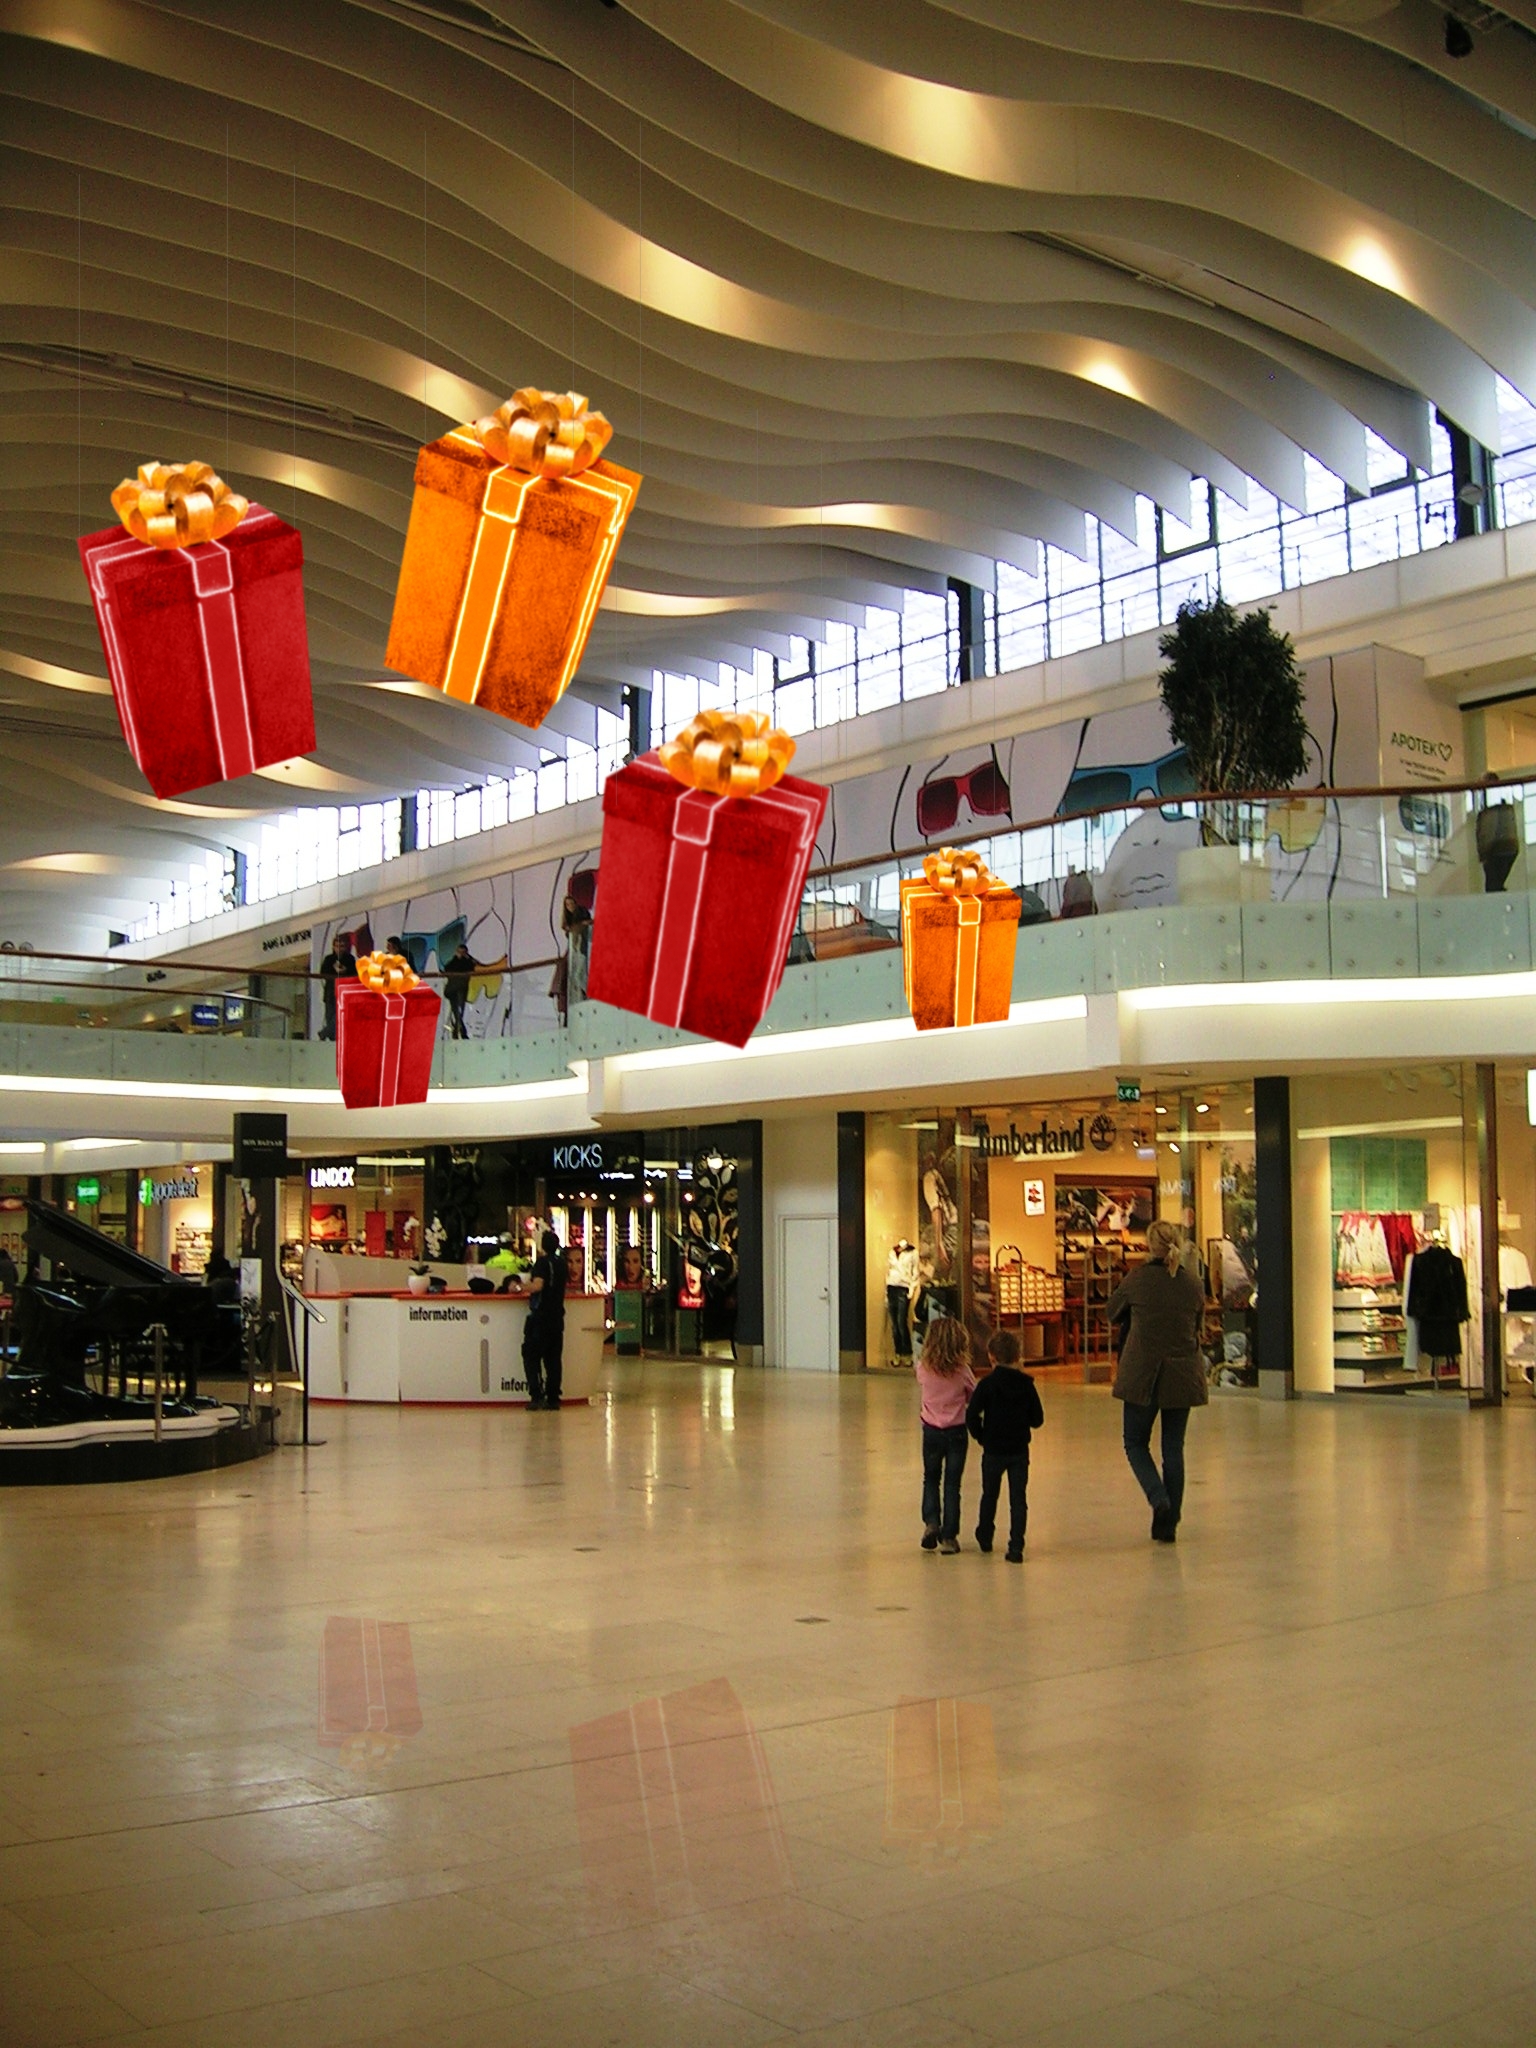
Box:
(309, 1165, 355, 1190)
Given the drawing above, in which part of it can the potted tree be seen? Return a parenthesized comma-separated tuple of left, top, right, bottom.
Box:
(1157, 595, 1309, 904)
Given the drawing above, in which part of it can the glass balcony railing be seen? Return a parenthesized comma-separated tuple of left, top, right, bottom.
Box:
(130, 425, 1536, 943)
(20, 774, 1536, 1065)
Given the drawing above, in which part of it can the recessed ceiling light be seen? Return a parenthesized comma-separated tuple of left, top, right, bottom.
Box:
(1155, 1106, 1167, 1115)
(1196, 1102, 1210, 1113)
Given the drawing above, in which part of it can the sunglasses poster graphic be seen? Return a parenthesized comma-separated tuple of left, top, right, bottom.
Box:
(311, 870, 561, 1042)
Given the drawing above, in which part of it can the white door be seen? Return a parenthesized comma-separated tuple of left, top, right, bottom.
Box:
(780, 1216, 837, 1371)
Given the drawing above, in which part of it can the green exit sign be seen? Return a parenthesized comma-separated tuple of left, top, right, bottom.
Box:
(75, 1177, 101, 1206)
(1116, 1079, 1141, 1105)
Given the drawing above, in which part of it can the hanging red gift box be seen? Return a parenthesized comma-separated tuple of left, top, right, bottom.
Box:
(900, 847, 1021, 1030)
(587, 712, 827, 1049)
(78, 462, 315, 799)
(335, 953, 441, 1109)
(385, 388, 640, 731)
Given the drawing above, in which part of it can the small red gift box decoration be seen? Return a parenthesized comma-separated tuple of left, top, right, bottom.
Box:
(78, 462, 315, 798)
(587, 712, 828, 1049)
(385, 389, 640, 731)
(336, 954, 441, 1109)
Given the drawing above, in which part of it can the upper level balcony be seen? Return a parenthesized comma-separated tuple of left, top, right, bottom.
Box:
(8, 775, 1536, 1146)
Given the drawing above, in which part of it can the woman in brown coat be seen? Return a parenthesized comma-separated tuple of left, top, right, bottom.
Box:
(1106, 1219, 1207, 1544)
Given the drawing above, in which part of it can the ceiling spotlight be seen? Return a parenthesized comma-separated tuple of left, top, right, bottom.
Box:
(1196, 1102, 1210, 1113)
(1444, 13, 1474, 56)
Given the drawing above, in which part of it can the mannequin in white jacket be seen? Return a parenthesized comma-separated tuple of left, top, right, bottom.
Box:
(885, 1240, 918, 1360)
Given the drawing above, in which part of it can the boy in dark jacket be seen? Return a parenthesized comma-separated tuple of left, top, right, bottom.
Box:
(966, 1330, 1044, 1562)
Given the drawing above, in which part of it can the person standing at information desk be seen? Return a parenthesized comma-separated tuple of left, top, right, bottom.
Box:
(522, 1229, 568, 1409)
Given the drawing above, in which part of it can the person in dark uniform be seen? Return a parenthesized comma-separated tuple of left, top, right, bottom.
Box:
(318, 932, 357, 1041)
(522, 1228, 568, 1409)
(443, 941, 476, 1040)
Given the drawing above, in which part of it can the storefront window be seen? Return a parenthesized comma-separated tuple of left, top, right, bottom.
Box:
(422, 1127, 753, 1360)
(1293, 1067, 1478, 1396)
(300, 1156, 425, 1264)
(867, 1085, 1255, 1385)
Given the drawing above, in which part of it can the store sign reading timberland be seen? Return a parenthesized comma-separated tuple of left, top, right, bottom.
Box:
(979, 1115, 1115, 1158)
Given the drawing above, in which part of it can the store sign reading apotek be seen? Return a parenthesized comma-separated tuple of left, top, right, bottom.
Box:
(139, 1175, 198, 1205)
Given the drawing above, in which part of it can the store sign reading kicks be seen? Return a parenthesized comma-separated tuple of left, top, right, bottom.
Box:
(979, 1118, 1093, 1158)
(552, 1142, 603, 1171)
(309, 1165, 355, 1189)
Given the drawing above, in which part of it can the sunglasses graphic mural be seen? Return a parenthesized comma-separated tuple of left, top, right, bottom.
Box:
(915, 755, 1013, 837)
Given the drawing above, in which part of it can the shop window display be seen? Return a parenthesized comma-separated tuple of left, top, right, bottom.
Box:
(1294, 1067, 1479, 1396)
(867, 1088, 1255, 1385)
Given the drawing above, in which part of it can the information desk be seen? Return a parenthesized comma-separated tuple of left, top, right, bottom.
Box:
(304, 1290, 605, 1406)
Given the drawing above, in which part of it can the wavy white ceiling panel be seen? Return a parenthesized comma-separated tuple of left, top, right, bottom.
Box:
(0, 0, 1532, 942)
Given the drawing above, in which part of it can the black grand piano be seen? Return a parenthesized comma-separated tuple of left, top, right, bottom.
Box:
(1, 1202, 254, 1483)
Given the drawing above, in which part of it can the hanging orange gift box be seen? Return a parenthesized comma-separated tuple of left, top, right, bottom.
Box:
(385, 388, 640, 730)
(78, 463, 315, 799)
(335, 953, 441, 1109)
(900, 847, 1021, 1030)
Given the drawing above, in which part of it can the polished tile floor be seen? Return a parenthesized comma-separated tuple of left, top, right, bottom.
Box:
(2, 1367, 1534, 2047)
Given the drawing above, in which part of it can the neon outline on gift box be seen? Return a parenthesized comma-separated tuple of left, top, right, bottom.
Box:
(901, 885, 985, 1028)
(336, 980, 413, 1107)
(438, 429, 637, 709)
(640, 771, 824, 1033)
(87, 514, 278, 782)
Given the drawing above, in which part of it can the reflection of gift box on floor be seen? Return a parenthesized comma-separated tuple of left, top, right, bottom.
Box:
(587, 742, 827, 1049)
(885, 1696, 998, 1852)
(900, 850, 1021, 1031)
(319, 1617, 422, 1745)
(569, 1678, 791, 1921)
(336, 975, 440, 1109)
(79, 497, 314, 799)
(386, 393, 640, 732)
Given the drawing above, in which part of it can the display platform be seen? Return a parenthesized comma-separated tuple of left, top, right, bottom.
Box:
(0, 1405, 260, 1486)
(305, 1289, 606, 1405)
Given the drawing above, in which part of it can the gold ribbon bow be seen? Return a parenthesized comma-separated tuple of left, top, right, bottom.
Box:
(355, 952, 419, 994)
(658, 710, 796, 799)
(471, 388, 613, 480)
(109, 461, 249, 549)
(923, 847, 992, 897)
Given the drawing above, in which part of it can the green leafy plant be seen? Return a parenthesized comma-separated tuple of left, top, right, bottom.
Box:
(1158, 596, 1309, 841)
